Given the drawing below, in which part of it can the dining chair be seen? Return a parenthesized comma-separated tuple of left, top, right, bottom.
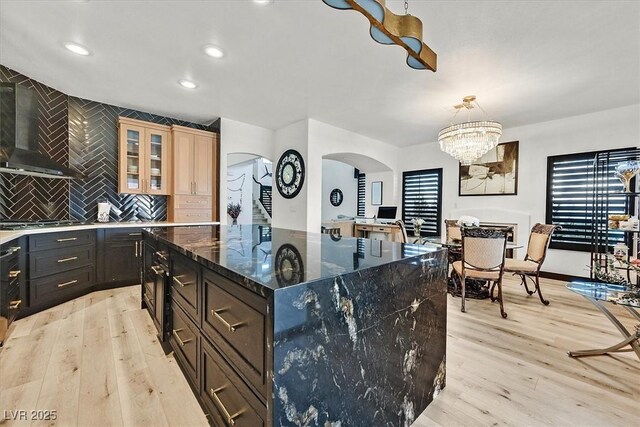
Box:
(395, 220, 409, 244)
(502, 223, 560, 305)
(445, 219, 462, 243)
(453, 227, 510, 318)
(321, 226, 341, 236)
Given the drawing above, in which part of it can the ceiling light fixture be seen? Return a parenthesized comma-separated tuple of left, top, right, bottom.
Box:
(253, 0, 273, 4)
(178, 79, 198, 89)
(322, 0, 436, 71)
(64, 42, 91, 56)
(438, 96, 503, 165)
(202, 45, 225, 59)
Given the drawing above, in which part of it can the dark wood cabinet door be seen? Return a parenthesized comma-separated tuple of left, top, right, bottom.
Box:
(103, 240, 139, 284)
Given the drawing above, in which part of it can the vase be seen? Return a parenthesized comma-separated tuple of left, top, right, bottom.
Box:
(232, 218, 238, 225)
(615, 160, 640, 193)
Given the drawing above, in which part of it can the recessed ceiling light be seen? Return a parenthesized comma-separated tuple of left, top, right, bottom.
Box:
(254, 0, 273, 4)
(64, 42, 91, 56)
(178, 79, 197, 89)
(203, 45, 224, 59)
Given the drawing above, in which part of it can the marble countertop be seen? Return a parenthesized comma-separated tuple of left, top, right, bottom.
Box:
(144, 224, 444, 291)
(0, 221, 220, 245)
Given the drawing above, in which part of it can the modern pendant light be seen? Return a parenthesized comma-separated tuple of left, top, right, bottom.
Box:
(438, 96, 503, 165)
(322, 0, 437, 71)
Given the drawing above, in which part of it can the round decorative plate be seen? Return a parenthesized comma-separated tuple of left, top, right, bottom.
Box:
(275, 149, 305, 199)
(329, 188, 343, 206)
(275, 244, 304, 287)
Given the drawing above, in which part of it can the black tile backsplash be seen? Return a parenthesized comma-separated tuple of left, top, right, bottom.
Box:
(0, 65, 219, 222)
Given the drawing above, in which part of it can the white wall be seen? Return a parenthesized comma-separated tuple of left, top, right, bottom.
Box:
(272, 119, 310, 231)
(226, 162, 254, 224)
(321, 159, 357, 221)
(220, 118, 275, 225)
(398, 104, 640, 277)
(365, 171, 397, 218)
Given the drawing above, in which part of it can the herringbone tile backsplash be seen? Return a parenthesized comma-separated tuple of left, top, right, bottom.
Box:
(1, 65, 218, 222)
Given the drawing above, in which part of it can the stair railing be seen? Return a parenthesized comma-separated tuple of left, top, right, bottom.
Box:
(252, 176, 272, 218)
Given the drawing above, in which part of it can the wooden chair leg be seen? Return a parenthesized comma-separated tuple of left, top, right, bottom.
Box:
(461, 276, 466, 313)
(534, 273, 550, 306)
(497, 279, 507, 318)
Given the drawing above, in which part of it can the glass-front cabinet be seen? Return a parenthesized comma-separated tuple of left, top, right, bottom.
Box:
(118, 117, 170, 195)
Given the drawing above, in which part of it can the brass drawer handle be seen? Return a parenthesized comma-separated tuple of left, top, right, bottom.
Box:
(210, 386, 244, 425)
(172, 328, 192, 346)
(129, 232, 142, 236)
(212, 309, 245, 332)
(57, 279, 78, 288)
(172, 275, 193, 287)
(155, 251, 168, 260)
(8, 270, 21, 278)
(151, 265, 164, 275)
(186, 200, 206, 204)
(56, 237, 78, 242)
(57, 256, 78, 263)
(9, 299, 21, 310)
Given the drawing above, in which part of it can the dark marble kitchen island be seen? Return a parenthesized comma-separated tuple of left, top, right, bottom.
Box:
(143, 225, 448, 427)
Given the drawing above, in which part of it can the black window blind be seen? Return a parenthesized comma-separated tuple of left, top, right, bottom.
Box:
(402, 168, 443, 236)
(357, 173, 366, 217)
(546, 152, 628, 251)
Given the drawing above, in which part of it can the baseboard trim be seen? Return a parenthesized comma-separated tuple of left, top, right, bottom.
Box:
(539, 271, 591, 282)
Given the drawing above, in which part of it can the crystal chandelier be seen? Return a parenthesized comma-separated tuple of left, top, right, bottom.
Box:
(438, 96, 502, 165)
(321, 0, 437, 72)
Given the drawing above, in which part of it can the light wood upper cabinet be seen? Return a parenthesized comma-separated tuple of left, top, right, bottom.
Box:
(118, 118, 171, 195)
(171, 127, 214, 196)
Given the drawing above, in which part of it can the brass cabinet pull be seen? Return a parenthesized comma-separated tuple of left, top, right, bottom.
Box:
(129, 232, 142, 236)
(172, 275, 193, 287)
(155, 251, 167, 260)
(210, 386, 244, 425)
(212, 309, 244, 332)
(56, 237, 77, 242)
(57, 256, 78, 263)
(9, 299, 21, 310)
(8, 270, 21, 278)
(193, 181, 197, 195)
(172, 328, 192, 346)
(57, 279, 78, 288)
(186, 200, 206, 204)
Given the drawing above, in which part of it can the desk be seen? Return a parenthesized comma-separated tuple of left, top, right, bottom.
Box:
(322, 220, 355, 237)
(354, 223, 402, 242)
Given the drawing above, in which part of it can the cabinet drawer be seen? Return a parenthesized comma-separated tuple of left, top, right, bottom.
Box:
(30, 266, 95, 306)
(172, 209, 211, 223)
(172, 195, 212, 209)
(104, 228, 143, 241)
(29, 230, 95, 252)
(30, 244, 95, 279)
(374, 226, 391, 233)
(201, 339, 266, 427)
(171, 252, 199, 323)
(202, 270, 267, 397)
(357, 225, 372, 231)
(170, 302, 199, 385)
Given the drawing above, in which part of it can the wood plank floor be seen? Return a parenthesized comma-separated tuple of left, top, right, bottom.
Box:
(0, 277, 638, 426)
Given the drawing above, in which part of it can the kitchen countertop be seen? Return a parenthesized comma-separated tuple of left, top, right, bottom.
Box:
(144, 224, 442, 292)
(0, 221, 220, 245)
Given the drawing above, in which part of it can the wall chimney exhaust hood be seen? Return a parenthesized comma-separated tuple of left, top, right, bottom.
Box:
(0, 83, 84, 179)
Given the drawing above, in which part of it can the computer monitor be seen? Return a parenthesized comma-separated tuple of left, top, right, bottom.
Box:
(377, 206, 397, 220)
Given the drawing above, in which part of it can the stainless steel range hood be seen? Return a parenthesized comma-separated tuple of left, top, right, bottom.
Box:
(0, 82, 84, 179)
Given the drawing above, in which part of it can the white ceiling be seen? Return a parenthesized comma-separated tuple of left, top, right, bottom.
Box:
(1, 1, 638, 147)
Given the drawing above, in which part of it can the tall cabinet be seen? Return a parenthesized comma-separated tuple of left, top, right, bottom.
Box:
(118, 118, 171, 195)
(169, 126, 218, 222)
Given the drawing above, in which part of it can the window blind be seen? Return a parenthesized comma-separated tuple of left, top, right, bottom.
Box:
(546, 152, 628, 251)
(402, 168, 443, 236)
(357, 173, 366, 217)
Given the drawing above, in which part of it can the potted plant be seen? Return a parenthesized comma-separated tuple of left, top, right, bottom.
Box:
(227, 202, 242, 225)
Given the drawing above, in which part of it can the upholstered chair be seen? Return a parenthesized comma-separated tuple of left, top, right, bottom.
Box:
(453, 227, 510, 318)
(395, 220, 408, 244)
(444, 219, 462, 243)
(503, 223, 560, 305)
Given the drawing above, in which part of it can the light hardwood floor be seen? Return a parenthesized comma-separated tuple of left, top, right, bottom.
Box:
(0, 277, 638, 426)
